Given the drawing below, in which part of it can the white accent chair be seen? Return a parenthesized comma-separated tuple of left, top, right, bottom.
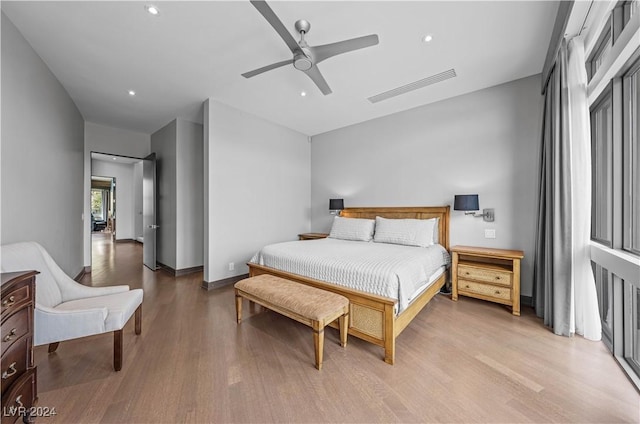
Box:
(0, 242, 143, 371)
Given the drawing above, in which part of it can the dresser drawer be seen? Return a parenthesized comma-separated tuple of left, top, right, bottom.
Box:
(1, 308, 31, 357)
(1, 368, 36, 424)
(1, 336, 29, 395)
(458, 279, 511, 301)
(1, 284, 31, 321)
(457, 264, 512, 286)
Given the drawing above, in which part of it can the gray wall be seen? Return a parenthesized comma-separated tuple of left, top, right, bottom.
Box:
(84, 121, 150, 266)
(151, 120, 178, 269)
(91, 160, 136, 241)
(150, 118, 203, 271)
(204, 100, 311, 283)
(1, 12, 85, 276)
(176, 120, 204, 270)
(311, 75, 543, 296)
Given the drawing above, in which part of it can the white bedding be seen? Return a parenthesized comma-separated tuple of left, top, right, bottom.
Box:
(249, 238, 450, 313)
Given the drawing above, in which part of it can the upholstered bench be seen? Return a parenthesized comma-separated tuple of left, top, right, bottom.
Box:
(234, 274, 349, 370)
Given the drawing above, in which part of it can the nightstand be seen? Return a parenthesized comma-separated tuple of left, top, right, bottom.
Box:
(451, 245, 524, 316)
(298, 233, 329, 240)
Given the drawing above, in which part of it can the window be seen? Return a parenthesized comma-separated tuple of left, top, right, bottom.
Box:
(593, 262, 614, 348)
(91, 189, 105, 219)
(622, 0, 639, 28)
(624, 282, 640, 377)
(590, 85, 614, 247)
(623, 59, 640, 254)
(586, 0, 640, 390)
(587, 19, 612, 81)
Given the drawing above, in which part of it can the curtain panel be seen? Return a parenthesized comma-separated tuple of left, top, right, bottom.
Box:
(533, 37, 602, 341)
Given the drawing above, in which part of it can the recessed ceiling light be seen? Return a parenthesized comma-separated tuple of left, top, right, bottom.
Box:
(128, 90, 136, 96)
(422, 34, 433, 43)
(145, 5, 160, 15)
(300, 91, 307, 97)
(112, 157, 117, 161)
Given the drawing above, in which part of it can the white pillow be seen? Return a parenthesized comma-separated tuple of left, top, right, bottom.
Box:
(328, 216, 375, 242)
(373, 217, 436, 247)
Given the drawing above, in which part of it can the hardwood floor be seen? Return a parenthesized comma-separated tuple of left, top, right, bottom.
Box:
(33, 234, 639, 423)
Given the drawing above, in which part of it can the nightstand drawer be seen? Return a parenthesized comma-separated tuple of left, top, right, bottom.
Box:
(458, 264, 512, 286)
(458, 280, 511, 301)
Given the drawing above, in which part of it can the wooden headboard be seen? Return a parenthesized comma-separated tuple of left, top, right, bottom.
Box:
(339, 206, 450, 251)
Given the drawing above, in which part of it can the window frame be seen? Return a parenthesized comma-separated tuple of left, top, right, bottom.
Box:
(622, 57, 640, 255)
(587, 17, 613, 81)
(590, 82, 615, 247)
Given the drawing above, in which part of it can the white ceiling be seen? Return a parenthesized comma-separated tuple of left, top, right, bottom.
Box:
(2, 1, 559, 136)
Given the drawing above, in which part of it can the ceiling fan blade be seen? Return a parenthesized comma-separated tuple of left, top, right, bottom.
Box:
(303, 66, 332, 95)
(311, 34, 379, 64)
(250, 1, 301, 54)
(242, 59, 292, 78)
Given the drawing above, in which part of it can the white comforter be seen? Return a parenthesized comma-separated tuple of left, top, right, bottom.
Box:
(249, 238, 450, 312)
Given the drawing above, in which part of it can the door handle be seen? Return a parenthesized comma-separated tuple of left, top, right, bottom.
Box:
(147, 225, 160, 229)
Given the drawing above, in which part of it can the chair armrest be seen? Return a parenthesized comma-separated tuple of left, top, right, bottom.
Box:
(61, 284, 130, 303)
(34, 304, 109, 346)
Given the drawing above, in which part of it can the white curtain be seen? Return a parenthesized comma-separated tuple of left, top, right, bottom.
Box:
(533, 36, 601, 341)
(566, 37, 601, 340)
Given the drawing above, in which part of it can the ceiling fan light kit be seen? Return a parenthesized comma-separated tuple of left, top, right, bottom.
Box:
(242, 0, 379, 95)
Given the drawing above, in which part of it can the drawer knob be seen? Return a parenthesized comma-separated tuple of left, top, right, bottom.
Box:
(2, 328, 17, 342)
(495, 290, 501, 294)
(465, 272, 470, 275)
(495, 276, 501, 280)
(2, 295, 15, 308)
(465, 285, 470, 289)
(2, 362, 17, 379)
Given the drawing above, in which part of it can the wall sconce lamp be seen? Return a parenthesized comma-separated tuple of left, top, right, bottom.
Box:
(453, 194, 495, 222)
(329, 198, 344, 215)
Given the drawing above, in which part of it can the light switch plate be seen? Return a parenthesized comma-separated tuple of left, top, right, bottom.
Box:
(485, 229, 496, 239)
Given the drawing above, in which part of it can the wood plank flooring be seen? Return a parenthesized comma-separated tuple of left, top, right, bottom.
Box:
(33, 233, 640, 423)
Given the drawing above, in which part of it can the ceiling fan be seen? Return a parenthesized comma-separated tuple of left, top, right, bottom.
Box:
(242, 0, 379, 95)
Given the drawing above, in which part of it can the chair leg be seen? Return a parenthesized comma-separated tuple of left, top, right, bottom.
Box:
(135, 305, 142, 335)
(48, 342, 59, 353)
(114, 330, 123, 371)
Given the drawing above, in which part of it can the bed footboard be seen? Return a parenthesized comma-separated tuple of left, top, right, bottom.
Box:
(247, 263, 445, 364)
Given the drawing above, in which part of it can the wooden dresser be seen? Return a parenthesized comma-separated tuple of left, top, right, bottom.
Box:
(2, 271, 38, 423)
(451, 246, 524, 316)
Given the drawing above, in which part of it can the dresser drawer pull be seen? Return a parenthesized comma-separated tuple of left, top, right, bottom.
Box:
(15, 395, 23, 408)
(2, 296, 16, 308)
(3, 328, 17, 342)
(495, 276, 501, 280)
(2, 362, 17, 379)
(465, 284, 470, 288)
(495, 290, 501, 294)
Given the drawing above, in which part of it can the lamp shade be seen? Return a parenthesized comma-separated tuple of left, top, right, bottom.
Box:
(329, 198, 344, 210)
(454, 194, 479, 211)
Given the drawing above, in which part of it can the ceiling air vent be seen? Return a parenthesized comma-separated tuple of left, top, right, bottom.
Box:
(368, 68, 457, 104)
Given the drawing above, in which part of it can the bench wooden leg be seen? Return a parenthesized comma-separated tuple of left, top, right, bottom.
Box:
(235, 291, 243, 323)
(114, 329, 123, 371)
(48, 342, 59, 353)
(339, 312, 348, 348)
(135, 305, 142, 335)
(312, 321, 324, 370)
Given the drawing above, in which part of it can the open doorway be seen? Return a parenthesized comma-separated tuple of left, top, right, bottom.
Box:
(89, 151, 157, 270)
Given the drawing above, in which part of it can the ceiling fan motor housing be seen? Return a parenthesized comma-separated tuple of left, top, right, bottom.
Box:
(294, 48, 313, 71)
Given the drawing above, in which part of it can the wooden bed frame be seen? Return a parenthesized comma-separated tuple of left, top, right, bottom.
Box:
(248, 206, 450, 365)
